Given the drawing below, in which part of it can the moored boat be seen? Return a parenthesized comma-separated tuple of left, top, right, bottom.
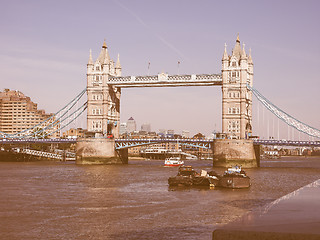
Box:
(193, 169, 220, 187)
(168, 166, 220, 187)
(168, 165, 196, 186)
(164, 157, 184, 167)
(219, 166, 250, 189)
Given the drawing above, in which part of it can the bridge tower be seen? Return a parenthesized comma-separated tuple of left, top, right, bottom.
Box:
(221, 34, 253, 139)
(86, 40, 121, 138)
(213, 35, 258, 168)
(76, 40, 126, 165)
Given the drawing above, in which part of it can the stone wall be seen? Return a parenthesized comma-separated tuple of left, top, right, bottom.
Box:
(76, 138, 122, 164)
(213, 139, 259, 168)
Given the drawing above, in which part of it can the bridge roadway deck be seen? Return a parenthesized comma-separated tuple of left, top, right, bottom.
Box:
(0, 138, 319, 147)
(107, 73, 222, 88)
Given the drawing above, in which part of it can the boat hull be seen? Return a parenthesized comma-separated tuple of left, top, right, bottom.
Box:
(165, 163, 183, 167)
(219, 176, 250, 189)
(193, 176, 219, 187)
(168, 176, 193, 186)
(168, 176, 219, 187)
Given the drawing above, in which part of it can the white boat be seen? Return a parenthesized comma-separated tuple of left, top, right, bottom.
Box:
(164, 157, 184, 167)
(225, 165, 242, 174)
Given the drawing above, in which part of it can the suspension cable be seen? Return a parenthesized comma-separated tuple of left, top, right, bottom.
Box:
(248, 85, 320, 139)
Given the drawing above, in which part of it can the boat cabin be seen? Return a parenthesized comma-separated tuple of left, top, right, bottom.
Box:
(177, 166, 197, 177)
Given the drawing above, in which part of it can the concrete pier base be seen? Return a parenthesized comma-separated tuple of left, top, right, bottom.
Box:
(117, 148, 128, 164)
(212, 139, 259, 168)
(76, 138, 124, 164)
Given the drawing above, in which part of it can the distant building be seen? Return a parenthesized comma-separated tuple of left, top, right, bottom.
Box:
(130, 142, 180, 157)
(182, 130, 190, 138)
(126, 117, 136, 133)
(141, 123, 151, 132)
(0, 89, 59, 138)
(167, 129, 174, 135)
(167, 129, 174, 138)
(158, 129, 166, 135)
(119, 122, 127, 135)
(62, 128, 85, 138)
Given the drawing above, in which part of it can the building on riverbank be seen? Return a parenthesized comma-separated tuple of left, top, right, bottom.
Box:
(62, 128, 86, 138)
(0, 89, 59, 138)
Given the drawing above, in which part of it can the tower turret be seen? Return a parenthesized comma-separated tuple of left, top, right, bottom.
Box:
(87, 49, 94, 73)
(88, 49, 93, 65)
(222, 43, 229, 69)
(99, 40, 110, 73)
(115, 53, 122, 76)
(240, 43, 247, 68)
(248, 48, 253, 65)
(232, 33, 242, 60)
(241, 43, 247, 60)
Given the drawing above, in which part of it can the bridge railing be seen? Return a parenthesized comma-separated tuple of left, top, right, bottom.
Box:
(253, 139, 320, 147)
(108, 73, 222, 87)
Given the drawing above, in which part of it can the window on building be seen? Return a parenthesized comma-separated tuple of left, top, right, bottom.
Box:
(232, 72, 236, 78)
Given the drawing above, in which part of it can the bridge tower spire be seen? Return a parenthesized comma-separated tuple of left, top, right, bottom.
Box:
(115, 53, 122, 76)
(221, 34, 253, 139)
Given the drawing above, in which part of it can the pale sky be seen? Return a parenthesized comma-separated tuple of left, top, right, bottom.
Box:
(1, 0, 319, 139)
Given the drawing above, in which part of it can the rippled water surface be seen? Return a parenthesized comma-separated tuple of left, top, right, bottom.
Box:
(0, 157, 319, 239)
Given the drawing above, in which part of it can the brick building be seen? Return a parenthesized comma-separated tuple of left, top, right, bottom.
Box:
(0, 89, 59, 138)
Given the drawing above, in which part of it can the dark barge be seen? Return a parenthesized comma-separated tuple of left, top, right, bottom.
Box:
(168, 166, 220, 187)
(168, 165, 250, 189)
(219, 166, 251, 189)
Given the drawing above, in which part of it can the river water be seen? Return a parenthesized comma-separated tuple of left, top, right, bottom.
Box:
(0, 157, 319, 240)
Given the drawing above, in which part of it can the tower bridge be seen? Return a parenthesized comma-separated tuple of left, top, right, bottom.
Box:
(1, 35, 320, 167)
(78, 34, 256, 166)
(86, 34, 253, 141)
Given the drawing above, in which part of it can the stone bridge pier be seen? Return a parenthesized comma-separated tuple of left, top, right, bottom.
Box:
(76, 138, 128, 164)
(212, 139, 260, 168)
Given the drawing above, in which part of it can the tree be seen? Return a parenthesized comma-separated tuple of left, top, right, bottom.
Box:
(193, 132, 205, 139)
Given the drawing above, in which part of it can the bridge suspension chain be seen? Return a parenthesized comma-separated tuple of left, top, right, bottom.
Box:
(248, 85, 320, 139)
(0, 88, 87, 139)
(22, 102, 87, 138)
(43, 102, 87, 137)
